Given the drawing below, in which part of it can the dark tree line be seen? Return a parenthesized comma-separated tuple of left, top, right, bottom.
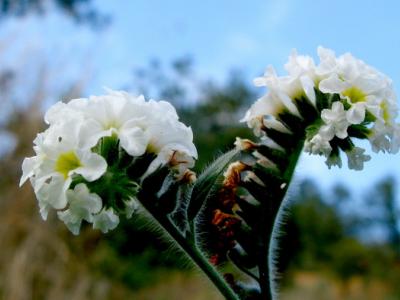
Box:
(0, 0, 109, 28)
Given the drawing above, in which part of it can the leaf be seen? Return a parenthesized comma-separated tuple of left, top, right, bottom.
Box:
(187, 149, 239, 221)
(170, 183, 194, 232)
(139, 166, 170, 206)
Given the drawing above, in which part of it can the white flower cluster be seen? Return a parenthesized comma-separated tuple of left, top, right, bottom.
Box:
(20, 90, 197, 234)
(242, 47, 399, 170)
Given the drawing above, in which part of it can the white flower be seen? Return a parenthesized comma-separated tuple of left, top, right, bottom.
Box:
(256, 58, 317, 106)
(20, 118, 107, 219)
(241, 92, 299, 134)
(284, 49, 318, 106)
(242, 93, 290, 122)
(242, 50, 319, 135)
(368, 120, 391, 153)
(346, 147, 371, 170)
(318, 47, 392, 124)
(244, 46, 398, 172)
(93, 208, 120, 233)
(144, 118, 197, 177)
(320, 101, 350, 140)
(316, 47, 337, 77)
(22, 90, 197, 234)
(57, 184, 102, 235)
(58, 94, 149, 156)
(305, 134, 332, 156)
(45, 90, 197, 177)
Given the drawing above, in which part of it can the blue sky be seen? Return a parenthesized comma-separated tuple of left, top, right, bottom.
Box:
(1, 0, 400, 196)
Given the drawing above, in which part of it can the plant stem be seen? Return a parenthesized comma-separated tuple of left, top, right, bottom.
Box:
(260, 138, 305, 300)
(141, 204, 239, 300)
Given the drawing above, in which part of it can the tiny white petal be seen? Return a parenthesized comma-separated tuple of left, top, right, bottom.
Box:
(305, 134, 332, 156)
(300, 75, 316, 106)
(74, 152, 108, 182)
(346, 103, 365, 125)
(319, 74, 348, 94)
(57, 183, 102, 235)
(20, 157, 38, 187)
(119, 126, 149, 156)
(346, 147, 371, 170)
(93, 208, 120, 233)
(320, 102, 350, 140)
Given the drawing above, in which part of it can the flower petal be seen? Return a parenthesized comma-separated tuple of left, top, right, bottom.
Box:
(346, 103, 365, 124)
(119, 126, 149, 156)
(74, 152, 107, 182)
(93, 208, 119, 233)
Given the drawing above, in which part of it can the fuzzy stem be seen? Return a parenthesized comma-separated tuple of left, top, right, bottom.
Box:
(140, 205, 240, 300)
(261, 138, 305, 299)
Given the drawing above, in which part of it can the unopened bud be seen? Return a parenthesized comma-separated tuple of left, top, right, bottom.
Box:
(253, 151, 277, 169)
(223, 161, 249, 188)
(180, 170, 197, 183)
(234, 137, 258, 151)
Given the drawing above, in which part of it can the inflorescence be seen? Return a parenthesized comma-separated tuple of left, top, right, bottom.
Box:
(241, 47, 399, 170)
(20, 90, 197, 234)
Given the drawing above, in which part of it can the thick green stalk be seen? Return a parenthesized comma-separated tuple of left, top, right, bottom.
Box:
(260, 137, 305, 300)
(140, 206, 239, 300)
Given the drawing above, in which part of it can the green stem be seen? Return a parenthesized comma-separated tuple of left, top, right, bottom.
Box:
(261, 138, 305, 299)
(282, 138, 305, 183)
(142, 206, 239, 300)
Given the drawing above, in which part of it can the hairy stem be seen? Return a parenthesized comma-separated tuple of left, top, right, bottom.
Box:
(140, 204, 239, 300)
(261, 138, 305, 299)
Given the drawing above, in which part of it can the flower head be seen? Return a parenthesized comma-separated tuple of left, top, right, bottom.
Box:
(242, 47, 399, 170)
(21, 90, 197, 234)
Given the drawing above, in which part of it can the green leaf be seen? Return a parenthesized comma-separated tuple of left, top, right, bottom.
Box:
(156, 173, 181, 214)
(170, 183, 194, 232)
(187, 149, 239, 221)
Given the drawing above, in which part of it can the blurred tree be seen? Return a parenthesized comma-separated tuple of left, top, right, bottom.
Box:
(0, 0, 109, 27)
(276, 176, 400, 291)
(365, 176, 400, 257)
(277, 180, 345, 273)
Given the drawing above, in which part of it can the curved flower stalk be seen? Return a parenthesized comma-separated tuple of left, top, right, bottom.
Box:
(210, 47, 399, 299)
(20, 90, 239, 299)
(20, 47, 399, 300)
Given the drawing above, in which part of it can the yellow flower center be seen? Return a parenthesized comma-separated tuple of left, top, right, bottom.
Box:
(380, 101, 390, 123)
(104, 120, 121, 131)
(55, 151, 82, 179)
(342, 86, 367, 103)
(146, 143, 159, 154)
